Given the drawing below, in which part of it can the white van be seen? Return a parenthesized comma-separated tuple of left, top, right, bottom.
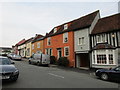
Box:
(29, 53, 50, 66)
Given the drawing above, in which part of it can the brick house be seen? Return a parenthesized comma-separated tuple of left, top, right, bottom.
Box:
(31, 34, 44, 55)
(44, 10, 99, 67)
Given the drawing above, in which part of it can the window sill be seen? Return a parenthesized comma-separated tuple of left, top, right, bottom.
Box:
(92, 64, 116, 66)
(78, 44, 85, 46)
(63, 42, 68, 43)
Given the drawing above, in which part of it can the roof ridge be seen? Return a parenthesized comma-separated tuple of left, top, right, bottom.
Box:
(54, 10, 99, 28)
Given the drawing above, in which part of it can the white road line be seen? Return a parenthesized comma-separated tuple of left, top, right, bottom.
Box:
(48, 73, 65, 79)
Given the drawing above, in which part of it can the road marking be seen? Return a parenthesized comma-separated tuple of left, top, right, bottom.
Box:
(48, 73, 65, 79)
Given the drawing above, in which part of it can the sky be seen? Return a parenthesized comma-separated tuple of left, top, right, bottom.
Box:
(0, 0, 119, 47)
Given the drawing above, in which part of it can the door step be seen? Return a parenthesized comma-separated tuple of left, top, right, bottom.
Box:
(78, 67, 89, 70)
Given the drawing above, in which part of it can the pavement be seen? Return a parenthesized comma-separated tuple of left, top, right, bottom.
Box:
(21, 58, 95, 75)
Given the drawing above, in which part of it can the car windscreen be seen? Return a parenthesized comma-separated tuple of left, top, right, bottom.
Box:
(16, 55, 21, 57)
(0, 58, 11, 65)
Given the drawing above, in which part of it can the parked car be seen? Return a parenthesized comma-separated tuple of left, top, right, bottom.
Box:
(11, 54, 22, 61)
(29, 53, 50, 66)
(7, 53, 15, 59)
(95, 66, 120, 81)
(0, 56, 19, 81)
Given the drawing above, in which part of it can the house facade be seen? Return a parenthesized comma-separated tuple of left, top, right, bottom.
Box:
(44, 10, 99, 67)
(91, 13, 120, 68)
(13, 39, 26, 55)
(44, 29, 75, 67)
(45, 20, 77, 67)
(74, 11, 100, 69)
(31, 34, 44, 55)
(18, 40, 26, 57)
(25, 37, 34, 58)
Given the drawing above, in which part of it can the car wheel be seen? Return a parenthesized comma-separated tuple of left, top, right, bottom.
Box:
(29, 61, 31, 64)
(100, 73, 109, 81)
(37, 62, 40, 66)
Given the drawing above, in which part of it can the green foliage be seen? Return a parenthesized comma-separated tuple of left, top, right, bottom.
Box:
(50, 56, 57, 64)
(57, 57, 69, 67)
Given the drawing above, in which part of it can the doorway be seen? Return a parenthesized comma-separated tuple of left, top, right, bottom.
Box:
(57, 48, 62, 59)
(76, 53, 89, 68)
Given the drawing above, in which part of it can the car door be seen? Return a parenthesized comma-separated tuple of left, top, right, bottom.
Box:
(111, 66, 120, 80)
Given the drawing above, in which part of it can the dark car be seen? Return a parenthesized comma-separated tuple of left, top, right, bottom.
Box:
(0, 56, 19, 81)
(95, 66, 120, 81)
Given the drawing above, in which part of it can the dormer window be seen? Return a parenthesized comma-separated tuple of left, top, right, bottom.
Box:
(54, 28, 57, 33)
(97, 34, 107, 43)
(64, 24, 68, 30)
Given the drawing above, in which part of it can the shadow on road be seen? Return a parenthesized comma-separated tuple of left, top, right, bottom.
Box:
(2, 80, 17, 86)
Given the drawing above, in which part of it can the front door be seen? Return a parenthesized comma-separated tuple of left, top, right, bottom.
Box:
(80, 53, 89, 67)
(57, 49, 62, 59)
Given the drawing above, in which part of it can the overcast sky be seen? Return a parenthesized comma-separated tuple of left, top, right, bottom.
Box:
(0, 0, 119, 47)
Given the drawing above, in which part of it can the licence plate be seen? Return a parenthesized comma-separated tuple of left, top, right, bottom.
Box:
(2, 76, 10, 79)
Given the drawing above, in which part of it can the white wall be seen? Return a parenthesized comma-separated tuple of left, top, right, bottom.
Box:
(74, 28, 90, 52)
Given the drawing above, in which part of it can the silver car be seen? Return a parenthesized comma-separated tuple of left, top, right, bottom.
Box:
(29, 53, 50, 66)
(11, 55, 22, 61)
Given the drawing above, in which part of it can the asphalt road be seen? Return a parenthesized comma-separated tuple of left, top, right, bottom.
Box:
(2, 59, 119, 88)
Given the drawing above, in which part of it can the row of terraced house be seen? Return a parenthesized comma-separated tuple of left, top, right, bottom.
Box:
(12, 10, 120, 69)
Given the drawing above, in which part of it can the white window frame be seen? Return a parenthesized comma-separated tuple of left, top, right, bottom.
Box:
(63, 32, 68, 43)
(46, 48, 52, 56)
(47, 37, 51, 46)
(118, 32, 120, 46)
(97, 35, 101, 43)
(54, 28, 57, 33)
(45, 49, 48, 55)
(37, 42, 40, 48)
(96, 34, 107, 43)
(92, 50, 115, 65)
(64, 24, 68, 30)
(32, 44, 34, 50)
(64, 46, 69, 57)
(78, 37, 85, 45)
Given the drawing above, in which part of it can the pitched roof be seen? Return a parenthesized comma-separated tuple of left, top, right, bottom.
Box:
(25, 37, 34, 44)
(91, 13, 120, 35)
(15, 39, 26, 46)
(32, 34, 44, 43)
(92, 43, 115, 50)
(45, 10, 99, 37)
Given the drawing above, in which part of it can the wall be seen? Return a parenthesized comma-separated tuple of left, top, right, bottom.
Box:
(26, 42, 32, 58)
(74, 28, 90, 53)
(44, 31, 75, 67)
(31, 40, 44, 55)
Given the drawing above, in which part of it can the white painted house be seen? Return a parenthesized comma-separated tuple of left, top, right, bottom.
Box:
(91, 13, 120, 68)
(74, 10, 100, 69)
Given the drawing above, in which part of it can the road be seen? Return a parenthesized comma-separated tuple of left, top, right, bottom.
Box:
(2, 59, 119, 88)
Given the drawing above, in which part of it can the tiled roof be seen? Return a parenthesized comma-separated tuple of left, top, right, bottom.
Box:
(45, 10, 99, 37)
(92, 43, 115, 50)
(25, 37, 34, 44)
(15, 39, 26, 46)
(91, 13, 120, 35)
(32, 34, 44, 43)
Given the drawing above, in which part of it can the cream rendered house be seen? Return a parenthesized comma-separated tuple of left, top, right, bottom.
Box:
(25, 37, 34, 58)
